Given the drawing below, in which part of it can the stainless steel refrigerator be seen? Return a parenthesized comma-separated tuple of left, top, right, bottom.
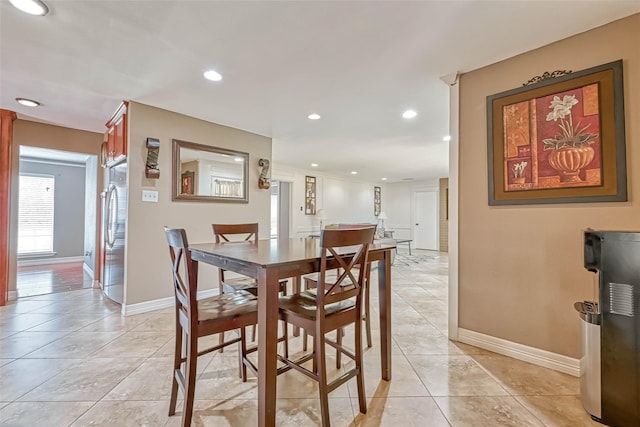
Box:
(101, 160, 127, 304)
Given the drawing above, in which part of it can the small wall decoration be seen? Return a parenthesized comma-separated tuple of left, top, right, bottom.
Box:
(374, 186, 381, 216)
(181, 171, 195, 195)
(145, 137, 160, 179)
(305, 176, 316, 215)
(487, 59, 626, 205)
(258, 158, 270, 189)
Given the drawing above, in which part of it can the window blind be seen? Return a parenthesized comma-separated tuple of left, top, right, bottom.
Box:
(18, 174, 55, 254)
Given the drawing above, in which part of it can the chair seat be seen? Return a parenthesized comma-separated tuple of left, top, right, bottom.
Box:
(198, 290, 258, 321)
(279, 290, 355, 319)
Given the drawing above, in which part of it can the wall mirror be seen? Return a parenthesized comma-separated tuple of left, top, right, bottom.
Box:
(172, 139, 249, 203)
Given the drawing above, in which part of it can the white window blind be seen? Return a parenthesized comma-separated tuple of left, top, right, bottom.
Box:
(18, 174, 55, 255)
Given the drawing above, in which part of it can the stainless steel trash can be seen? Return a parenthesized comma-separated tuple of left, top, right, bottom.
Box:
(575, 301, 601, 421)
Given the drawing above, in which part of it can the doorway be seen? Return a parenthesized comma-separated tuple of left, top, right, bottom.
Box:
(270, 180, 291, 239)
(413, 190, 438, 250)
(15, 146, 97, 298)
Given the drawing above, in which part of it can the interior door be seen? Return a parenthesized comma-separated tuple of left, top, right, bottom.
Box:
(414, 191, 438, 250)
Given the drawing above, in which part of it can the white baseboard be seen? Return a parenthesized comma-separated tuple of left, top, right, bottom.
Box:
(457, 328, 579, 377)
(8, 290, 17, 301)
(17, 256, 84, 267)
(121, 288, 219, 316)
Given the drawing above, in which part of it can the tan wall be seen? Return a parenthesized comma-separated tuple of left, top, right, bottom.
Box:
(439, 177, 449, 252)
(125, 102, 272, 305)
(9, 120, 103, 292)
(458, 14, 640, 358)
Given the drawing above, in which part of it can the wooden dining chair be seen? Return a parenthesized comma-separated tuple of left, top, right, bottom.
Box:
(302, 224, 375, 365)
(277, 225, 376, 427)
(212, 223, 288, 352)
(164, 227, 258, 427)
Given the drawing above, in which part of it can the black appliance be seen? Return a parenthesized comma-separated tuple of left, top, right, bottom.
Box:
(582, 230, 640, 426)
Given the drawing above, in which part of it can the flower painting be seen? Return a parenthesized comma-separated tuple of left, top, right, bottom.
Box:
(487, 60, 626, 205)
(502, 84, 602, 191)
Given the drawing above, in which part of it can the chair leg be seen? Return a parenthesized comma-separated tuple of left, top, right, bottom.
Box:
(251, 325, 257, 342)
(181, 332, 198, 427)
(303, 329, 308, 351)
(335, 328, 343, 369)
(355, 309, 367, 414)
(168, 323, 182, 416)
(239, 327, 248, 381)
(364, 278, 372, 348)
(282, 321, 289, 358)
(315, 327, 331, 427)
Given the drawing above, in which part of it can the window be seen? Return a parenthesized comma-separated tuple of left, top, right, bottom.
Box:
(18, 174, 55, 255)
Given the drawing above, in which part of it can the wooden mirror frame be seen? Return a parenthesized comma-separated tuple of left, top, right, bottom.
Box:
(172, 139, 249, 203)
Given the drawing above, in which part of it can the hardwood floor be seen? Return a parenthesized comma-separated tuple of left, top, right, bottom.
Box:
(16, 262, 93, 298)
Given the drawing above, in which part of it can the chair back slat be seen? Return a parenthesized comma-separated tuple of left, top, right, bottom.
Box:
(212, 223, 259, 243)
(316, 226, 375, 313)
(164, 227, 198, 326)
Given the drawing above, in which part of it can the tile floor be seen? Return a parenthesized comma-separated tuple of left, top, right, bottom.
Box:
(0, 251, 601, 426)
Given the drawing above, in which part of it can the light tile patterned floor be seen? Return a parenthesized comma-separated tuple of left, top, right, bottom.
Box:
(0, 251, 601, 426)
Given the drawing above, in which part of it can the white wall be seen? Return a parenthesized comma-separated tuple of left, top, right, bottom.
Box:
(272, 165, 386, 236)
(385, 179, 439, 240)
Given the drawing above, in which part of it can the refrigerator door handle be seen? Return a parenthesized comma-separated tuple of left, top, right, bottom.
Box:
(106, 185, 117, 248)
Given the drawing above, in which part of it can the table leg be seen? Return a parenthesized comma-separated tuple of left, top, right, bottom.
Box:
(378, 249, 392, 381)
(292, 275, 301, 336)
(257, 267, 279, 427)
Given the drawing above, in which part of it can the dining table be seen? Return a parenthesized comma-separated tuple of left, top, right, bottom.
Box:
(189, 236, 395, 427)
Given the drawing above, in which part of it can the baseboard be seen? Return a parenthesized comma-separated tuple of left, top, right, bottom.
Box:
(121, 288, 219, 316)
(8, 290, 17, 301)
(457, 328, 579, 377)
(17, 256, 84, 267)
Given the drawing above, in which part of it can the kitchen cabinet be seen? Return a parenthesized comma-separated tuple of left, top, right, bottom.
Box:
(105, 101, 128, 165)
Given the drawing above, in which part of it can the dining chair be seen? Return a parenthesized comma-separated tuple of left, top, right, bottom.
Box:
(302, 223, 375, 365)
(164, 227, 258, 427)
(212, 223, 288, 352)
(277, 225, 376, 427)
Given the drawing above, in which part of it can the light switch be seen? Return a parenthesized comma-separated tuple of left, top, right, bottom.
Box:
(142, 190, 158, 203)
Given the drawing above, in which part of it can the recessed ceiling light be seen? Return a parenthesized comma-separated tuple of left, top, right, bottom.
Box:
(16, 98, 40, 107)
(203, 70, 222, 82)
(311, 163, 318, 167)
(351, 171, 358, 175)
(9, 0, 49, 16)
(381, 177, 388, 181)
(308, 113, 321, 120)
(402, 109, 417, 119)
(443, 135, 452, 141)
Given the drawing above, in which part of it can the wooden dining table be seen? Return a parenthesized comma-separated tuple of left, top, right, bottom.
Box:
(189, 237, 395, 427)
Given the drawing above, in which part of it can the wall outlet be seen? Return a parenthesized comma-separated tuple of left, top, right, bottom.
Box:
(142, 190, 159, 203)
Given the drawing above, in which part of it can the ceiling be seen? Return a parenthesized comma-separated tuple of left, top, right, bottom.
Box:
(2, 1, 639, 183)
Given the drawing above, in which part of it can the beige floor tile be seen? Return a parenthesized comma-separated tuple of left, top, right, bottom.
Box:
(346, 353, 429, 398)
(408, 355, 509, 397)
(0, 358, 79, 402)
(394, 332, 467, 355)
(91, 331, 173, 358)
(131, 312, 175, 332)
(352, 396, 450, 427)
(70, 400, 170, 427)
(76, 312, 151, 332)
(0, 330, 70, 358)
(0, 300, 56, 316)
(515, 395, 601, 427)
(0, 358, 14, 367)
(195, 355, 259, 400)
(18, 357, 144, 401)
(472, 354, 579, 395)
(24, 331, 123, 359)
(434, 396, 545, 426)
(0, 313, 56, 332)
(0, 401, 94, 427)
(26, 313, 109, 332)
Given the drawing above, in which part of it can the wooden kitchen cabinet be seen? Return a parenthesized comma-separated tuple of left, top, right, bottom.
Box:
(105, 101, 128, 165)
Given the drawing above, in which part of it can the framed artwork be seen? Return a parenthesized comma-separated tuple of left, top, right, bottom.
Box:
(305, 176, 316, 215)
(181, 171, 195, 195)
(374, 186, 381, 216)
(487, 59, 626, 205)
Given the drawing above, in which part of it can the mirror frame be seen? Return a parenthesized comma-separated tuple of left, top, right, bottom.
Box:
(172, 139, 249, 203)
